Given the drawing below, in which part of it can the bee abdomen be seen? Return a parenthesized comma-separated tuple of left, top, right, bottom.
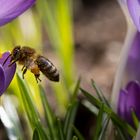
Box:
(36, 56, 59, 82)
(45, 63, 59, 81)
(47, 69, 59, 82)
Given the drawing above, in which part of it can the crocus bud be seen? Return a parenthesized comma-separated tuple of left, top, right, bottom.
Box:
(117, 81, 140, 128)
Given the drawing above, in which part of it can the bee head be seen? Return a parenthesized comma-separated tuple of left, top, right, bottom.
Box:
(11, 46, 22, 61)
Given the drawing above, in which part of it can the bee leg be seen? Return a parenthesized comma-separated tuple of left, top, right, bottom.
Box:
(34, 74, 41, 83)
(21, 65, 25, 71)
(22, 67, 27, 79)
(8, 60, 17, 67)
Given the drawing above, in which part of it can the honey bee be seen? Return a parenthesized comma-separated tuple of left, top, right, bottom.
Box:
(3, 46, 59, 82)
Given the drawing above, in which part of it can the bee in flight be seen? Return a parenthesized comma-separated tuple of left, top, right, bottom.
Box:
(3, 46, 59, 82)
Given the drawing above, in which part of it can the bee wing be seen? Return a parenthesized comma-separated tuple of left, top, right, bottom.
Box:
(22, 46, 36, 56)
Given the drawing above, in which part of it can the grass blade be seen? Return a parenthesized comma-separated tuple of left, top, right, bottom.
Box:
(131, 110, 139, 129)
(32, 128, 40, 140)
(63, 78, 81, 140)
(91, 79, 110, 107)
(39, 85, 58, 140)
(115, 126, 127, 140)
(16, 74, 39, 126)
(64, 101, 79, 140)
(16, 73, 48, 140)
(57, 118, 65, 140)
(72, 125, 85, 140)
(93, 103, 104, 140)
(99, 115, 110, 140)
(71, 77, 81, 102)
(80, 88, 136, 137)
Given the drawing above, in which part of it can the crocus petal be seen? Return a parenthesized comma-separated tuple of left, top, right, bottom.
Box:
(127, 0, 140, 31)
(0, 65, 5, 95)
(0, 52, 16, 95)
(127, 32, 140, 81)
(126, 81, 140, 118)
(117, 89, 127, 119)
(121, 81, 140, 126)
(127, 32, 140, 59)
(0, 52, 11, 67)
(3, 64, 16, 93)
(0, 52, 16, 70)
(118, 81, 140, 127)
(0, 0, 36, 26)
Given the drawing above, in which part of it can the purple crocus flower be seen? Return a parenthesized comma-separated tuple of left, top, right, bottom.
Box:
(126, 0, 140, 31)
(0, 0, 36, 26)
(117, 81, 140, 127)
(0, 52, 16, 96)
(117, 31, 140, 127)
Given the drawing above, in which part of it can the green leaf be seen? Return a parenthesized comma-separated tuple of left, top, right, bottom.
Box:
(80, 88, 136, 137)
(39, 85, 58, 140)
(98, 115, 110, 140)
(93, 103, 104, 140)
(16, 73, 48, 140)
(64, 101, 79, 140)
(91, 80, 110, 107)
(57, 118, 65, 140)
(16, 74, 38, 126)
(115, 126, 127, 140)
(72, 125, 85, 140)
(63, 78, 81, 140)
(131, 109, 139, 129)
(33, 128, 40, 140)
(71, 77, 81, 102)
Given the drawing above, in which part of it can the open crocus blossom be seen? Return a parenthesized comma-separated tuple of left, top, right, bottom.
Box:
(126, 0, 140, 31)
(117, 81, 140, 127)
(0, 52, 16, 96)
(0, 0, 36, 26)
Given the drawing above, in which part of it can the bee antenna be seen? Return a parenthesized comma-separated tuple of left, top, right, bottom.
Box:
(2, 54, 12, 66)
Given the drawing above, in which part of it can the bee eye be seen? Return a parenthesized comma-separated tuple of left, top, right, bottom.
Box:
(13, 49, 21, 60)
(14, 51, 18, 56)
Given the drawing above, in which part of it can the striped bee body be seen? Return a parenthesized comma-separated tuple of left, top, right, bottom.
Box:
(35, 56, 59, 82)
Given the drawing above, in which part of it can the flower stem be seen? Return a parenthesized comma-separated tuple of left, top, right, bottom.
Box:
(111, 27, 136, 111)
(107, 27, 136, 140)
(108, 1, 137, 140)
(110, 0, 137, 112)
